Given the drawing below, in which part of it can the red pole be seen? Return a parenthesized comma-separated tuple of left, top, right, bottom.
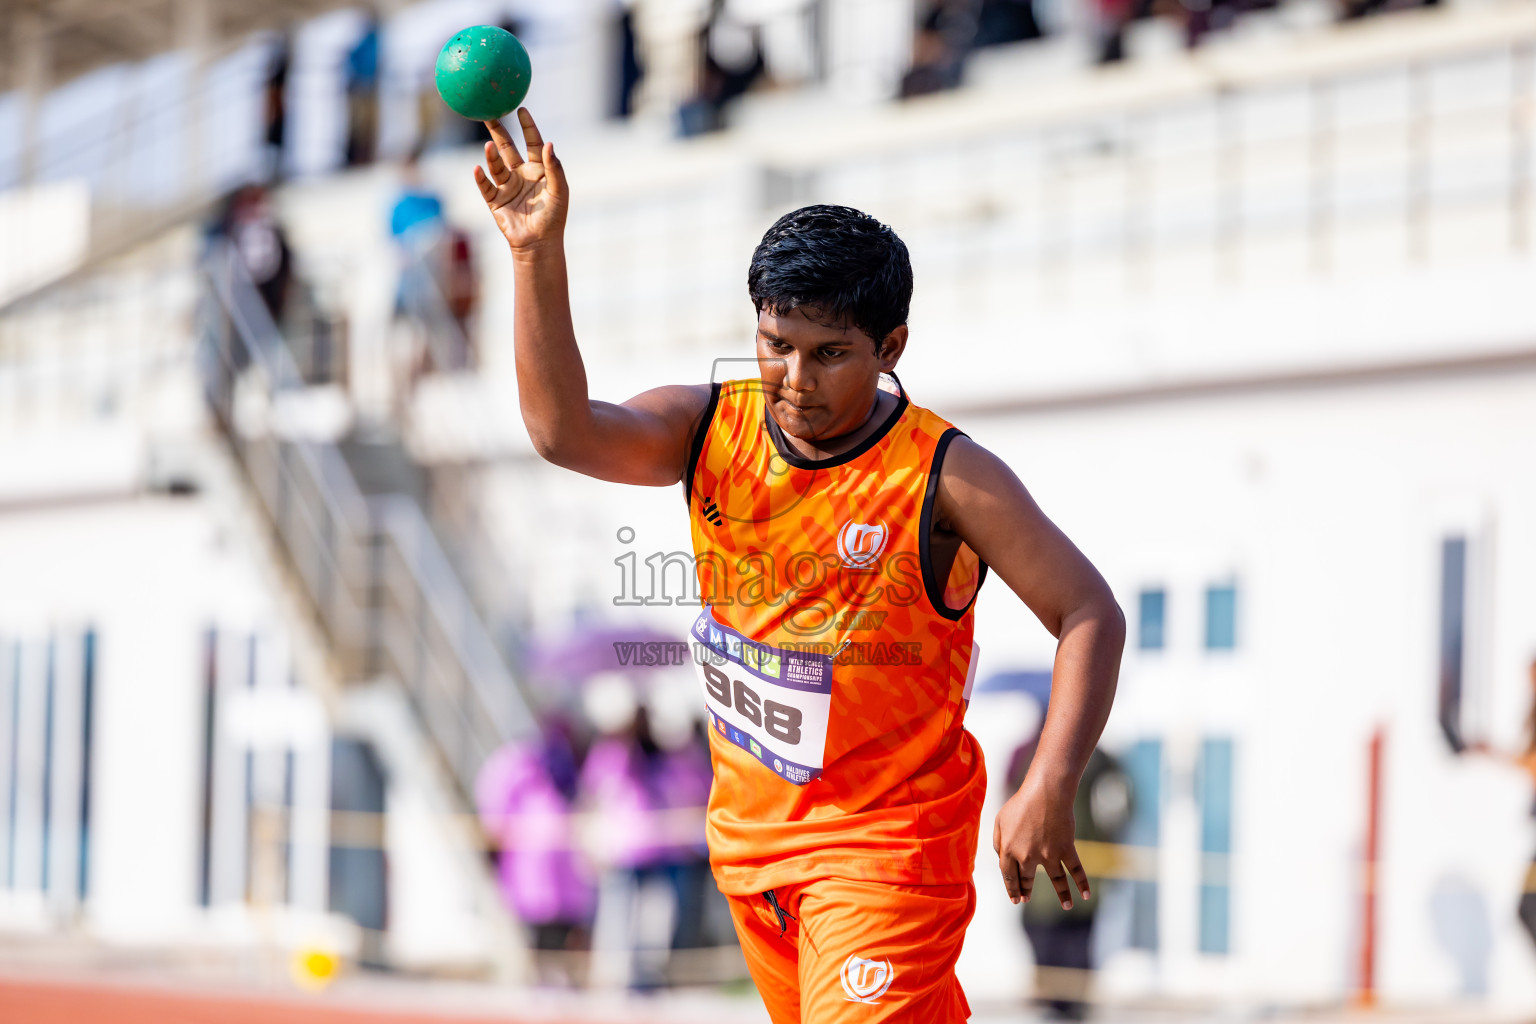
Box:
(1356, 727, 1384, 1008)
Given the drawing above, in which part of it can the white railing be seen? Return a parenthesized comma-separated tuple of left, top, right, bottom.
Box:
(552, 5, 1536, 382)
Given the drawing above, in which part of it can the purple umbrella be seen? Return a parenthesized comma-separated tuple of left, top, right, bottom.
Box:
(526, 624, 686, 681)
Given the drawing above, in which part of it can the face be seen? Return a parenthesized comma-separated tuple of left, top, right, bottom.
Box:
(755, 306, 906, 442)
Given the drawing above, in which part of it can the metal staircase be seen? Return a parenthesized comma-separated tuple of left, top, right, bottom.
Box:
(197, 243, 535, 801)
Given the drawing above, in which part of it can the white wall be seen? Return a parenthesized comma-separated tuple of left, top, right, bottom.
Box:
(0, 494, 269, 941)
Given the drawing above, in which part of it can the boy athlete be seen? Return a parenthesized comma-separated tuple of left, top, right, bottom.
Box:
(475, 110, 1124, 1022)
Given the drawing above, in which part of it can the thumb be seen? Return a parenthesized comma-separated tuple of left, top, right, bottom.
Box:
(544, 143, 568, 201)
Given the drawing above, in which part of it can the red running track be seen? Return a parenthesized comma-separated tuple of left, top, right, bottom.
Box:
(0, 976, 566, 1024)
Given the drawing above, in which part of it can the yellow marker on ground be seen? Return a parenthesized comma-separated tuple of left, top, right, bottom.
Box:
(290, 946, 341, 991)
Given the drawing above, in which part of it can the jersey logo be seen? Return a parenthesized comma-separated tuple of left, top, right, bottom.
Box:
(836, 520, 888, 569)
(840, 954, 895, 1004)
(700, 496, 723, 526)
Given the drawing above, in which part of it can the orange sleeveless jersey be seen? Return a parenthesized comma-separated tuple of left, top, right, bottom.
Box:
(685, 378, 988, 896)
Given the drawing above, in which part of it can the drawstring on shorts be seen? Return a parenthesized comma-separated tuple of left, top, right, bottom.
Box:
(762, 889, 796, 937)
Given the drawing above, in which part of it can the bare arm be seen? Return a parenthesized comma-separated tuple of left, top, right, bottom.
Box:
(474, 110, 709, 485)
(935, 436, 1125, 909)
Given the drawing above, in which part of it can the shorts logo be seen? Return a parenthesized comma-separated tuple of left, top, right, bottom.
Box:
(836, 520, 889, 569)
(840, 954, 894, 1004)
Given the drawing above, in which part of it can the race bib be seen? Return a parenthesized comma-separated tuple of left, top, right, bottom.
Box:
(690, 609, 832, 785)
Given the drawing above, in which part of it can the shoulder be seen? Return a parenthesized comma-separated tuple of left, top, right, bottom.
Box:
(680, 382, 721, 439)
(628, 382, 716, 424)
(933, 433, 1014, 497)
(927, 432, 1038, 535)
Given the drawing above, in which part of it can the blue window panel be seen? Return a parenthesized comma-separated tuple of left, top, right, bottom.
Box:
(1198, 739, 1233, 855)
(1123, 740, 1163, 847)
(1197, 738, 1234, 955)
(1138, 589, 1166, 651)
(1132, 879, 1160, 952)
(1123, 739, 1162, 950)
(1199, 884, 1230, 954)
(1205, 585, 1237, 650)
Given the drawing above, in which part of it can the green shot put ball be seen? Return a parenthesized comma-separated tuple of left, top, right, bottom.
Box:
(434, 25, 531, 121)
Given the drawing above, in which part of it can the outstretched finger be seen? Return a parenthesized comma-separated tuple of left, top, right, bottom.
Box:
(543, 143, 567, 200)
(482, 141, 510, 187)
(999, 852, 1023, 905)
(1045, 863, 1075, 910)
(472, 164, 496, 202)
(1016, 856, 1037, 904)
(1062, 847, 1092, 901)
(485, 118, 523, 170)
(517, 108, 544, 165)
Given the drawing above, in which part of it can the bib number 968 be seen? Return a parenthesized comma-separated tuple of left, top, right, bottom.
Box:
(701, 663, 803, 745)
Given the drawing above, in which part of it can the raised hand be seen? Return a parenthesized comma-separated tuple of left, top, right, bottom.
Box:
(474, 108, 568, 253)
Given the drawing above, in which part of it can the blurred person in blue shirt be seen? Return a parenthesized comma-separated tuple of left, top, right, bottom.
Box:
(387, 151, 476, 399)
(390, 156, 445, 242)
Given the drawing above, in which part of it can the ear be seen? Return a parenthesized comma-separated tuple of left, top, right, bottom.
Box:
(877, 325, 908, 372)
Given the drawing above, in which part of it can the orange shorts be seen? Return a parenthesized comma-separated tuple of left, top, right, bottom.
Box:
(727, 878, 975, 1023)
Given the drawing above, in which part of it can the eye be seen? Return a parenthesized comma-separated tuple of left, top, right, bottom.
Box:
(763, 338, 791, 352)
(819, 347, 846, 360)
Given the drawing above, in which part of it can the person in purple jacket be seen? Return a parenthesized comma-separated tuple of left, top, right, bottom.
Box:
(476, 737, 595, 963)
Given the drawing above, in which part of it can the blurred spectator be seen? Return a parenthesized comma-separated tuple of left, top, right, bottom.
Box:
(389, 152, 445, 243)
(902, 0, 1045, 98)
(1176, 0, 1275, 51)
(678, 0, 766, 137)
(579, 689, 671, 989)
(1007, 736, 1134, 1020)
(1340, 0, 1439, 20)
(210, 184, 293, 326)
(1090, 0, 1140, 62)
(901, 3, 968, 98)
(477, 737, 596, 966)
(388, 152, 478, 391)
(614, 2, 646, 118)
(262, 35, 291, 180)
(974, 0, 1045, 45)
(649, 715, 716, 952)
(442, 218, 478, 345)
(344, 15, 381, 166)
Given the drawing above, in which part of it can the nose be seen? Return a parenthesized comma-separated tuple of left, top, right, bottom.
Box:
(783, 351, 815, 395)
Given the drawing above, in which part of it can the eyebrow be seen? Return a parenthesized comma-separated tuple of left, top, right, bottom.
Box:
(757, 328, 853, 347)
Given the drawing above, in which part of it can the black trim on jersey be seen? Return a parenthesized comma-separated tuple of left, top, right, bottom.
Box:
(919, 427, 990, 621)
(684, 382, 723, 502)
(763, 390, 910, 471)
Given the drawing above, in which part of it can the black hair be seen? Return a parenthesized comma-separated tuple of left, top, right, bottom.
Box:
(747, 205, 912, 345)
